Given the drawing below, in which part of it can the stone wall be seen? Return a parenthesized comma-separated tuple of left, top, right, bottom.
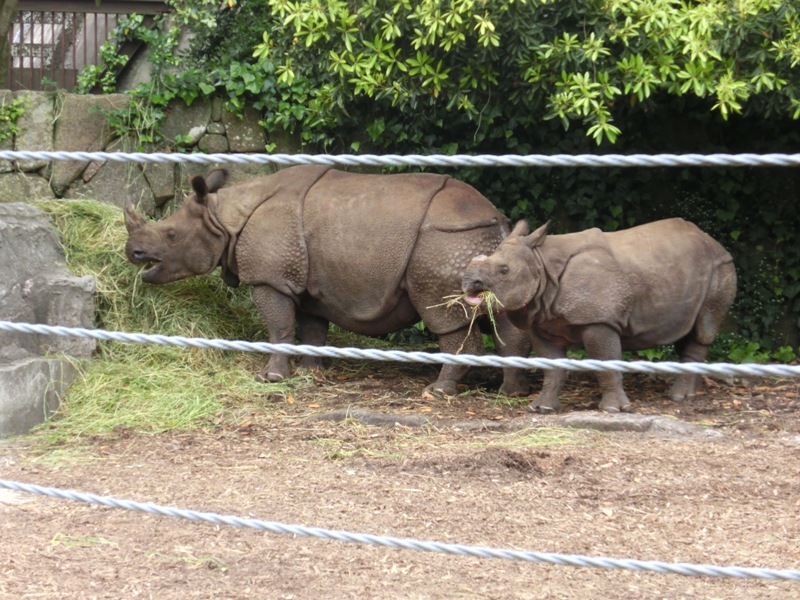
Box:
(0, 91, 299, 214)
(0, 203, 95, 437)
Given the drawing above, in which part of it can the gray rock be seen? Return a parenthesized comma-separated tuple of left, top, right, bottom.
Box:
(65, 139, 156, 215)
(0, 172, 55, 202)
(0, 202, 96, 436)
(210, 97, 223, 122)
(160, 101, 212, 145)
(51, 94, 130, 194)
(557, 412, 722, 438)
(207, 121, 226, 135)
(0, 358, 78, 438)
(197, 133, 229, 154)
(0, 203, 95, 359)
(223, 107, 266, 152)
(312, 408, 434, 429)
(13, 91, 54, 172)
(142, 162, 176, 207)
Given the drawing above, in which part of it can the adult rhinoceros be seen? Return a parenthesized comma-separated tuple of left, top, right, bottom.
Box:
(461, 218, 737, 413)
(124, 165, 530, 397)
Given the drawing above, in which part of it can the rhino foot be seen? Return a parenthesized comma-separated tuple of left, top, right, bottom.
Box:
(256, 372, 287, 384)
(599, 405, 633, 414)
(599, 397, 632, 414)
(499, 379, 531, 398)
(668, 374, 701, 402)
(525, 395, 562, 414)
(424, 381, 460, 398)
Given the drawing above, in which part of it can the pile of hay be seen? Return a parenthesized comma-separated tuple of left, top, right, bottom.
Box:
(35, 200, 285, 442)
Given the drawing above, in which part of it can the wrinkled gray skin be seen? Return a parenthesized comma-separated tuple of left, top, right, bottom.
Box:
(461, 218, 737, 413)
(124, 165, 530, 397)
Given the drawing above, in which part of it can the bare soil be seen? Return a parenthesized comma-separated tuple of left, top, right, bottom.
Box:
(2, 362, 800, 599)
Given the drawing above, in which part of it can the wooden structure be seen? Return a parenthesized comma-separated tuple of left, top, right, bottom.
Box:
(4, 0, 168, 91)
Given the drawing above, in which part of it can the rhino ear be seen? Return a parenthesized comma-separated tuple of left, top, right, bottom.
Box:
(510, 220, 530, 237)
(191, 175, 209, 205)
(206, 169, 229, 193)
(523, 221, 549, 249)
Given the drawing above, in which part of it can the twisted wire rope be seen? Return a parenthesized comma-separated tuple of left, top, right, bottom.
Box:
(1, 150, 800, 168)
(1, 479, 798, 580)
(2, 320, 800, 378)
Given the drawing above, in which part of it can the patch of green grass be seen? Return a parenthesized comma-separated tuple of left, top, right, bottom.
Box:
(50, 533, 119, 550)
(31, 200, 299, 445)
(489, 427, 597, 448)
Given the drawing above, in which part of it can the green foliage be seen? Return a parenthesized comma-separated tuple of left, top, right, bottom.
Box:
(0, 95, 26, 143)
(236, 0, 800, 146)
(77, 0, 800, 353)
(76, 14, 187, 147)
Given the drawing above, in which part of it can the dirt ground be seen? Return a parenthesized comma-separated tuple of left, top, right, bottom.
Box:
(2, 362, 800, 599)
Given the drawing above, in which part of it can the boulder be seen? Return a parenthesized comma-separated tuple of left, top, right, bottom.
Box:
(0, 203, 95, 437)
(0, 172, 55, 202)
(222, 107, 267, 152)
(13, 91, 54, 172)
(160, 101, 212, 145)
(64, 139, 156, 215)
(50, 94, 129, 194)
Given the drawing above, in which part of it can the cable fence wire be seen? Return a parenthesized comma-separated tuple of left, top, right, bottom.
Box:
(1, 151, 800, 168)
(1, 479, 799, 581)
(3, 320, 800, 379)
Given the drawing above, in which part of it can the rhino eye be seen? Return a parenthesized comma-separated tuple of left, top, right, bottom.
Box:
(167, 229, 177, 242)
(499, 265, 509, 276)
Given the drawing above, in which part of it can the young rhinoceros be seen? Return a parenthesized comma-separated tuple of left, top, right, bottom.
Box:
(461, 218, 736, 413)
(124, 165, 531, 397)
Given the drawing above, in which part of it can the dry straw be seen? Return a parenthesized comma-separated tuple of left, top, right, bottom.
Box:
(428, 291, 506, 353)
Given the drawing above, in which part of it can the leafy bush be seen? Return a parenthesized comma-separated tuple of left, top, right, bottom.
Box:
(77, 0, 800, 353)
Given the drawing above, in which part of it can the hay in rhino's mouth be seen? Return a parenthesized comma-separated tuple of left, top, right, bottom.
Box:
(427, 291, 505, 351)
(131, 255, 162, 279)
(140, 261, 160, 275)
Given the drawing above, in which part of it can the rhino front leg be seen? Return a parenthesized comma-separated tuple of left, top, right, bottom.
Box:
(425, 325, 483, 397)
(493, 313, 532, 397)
(296, 311, 328, 374)
(581, 324, 631, 413)
(527, 331, 567, 413)
(252, 285, 297, 383)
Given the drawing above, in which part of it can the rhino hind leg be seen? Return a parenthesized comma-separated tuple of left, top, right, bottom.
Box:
(252, 285, 297, 383)
(668, 337, 710, 401)
(581, 324, 632, 414)
(669, 262, 736, 402)
(296, 312, 328, 374)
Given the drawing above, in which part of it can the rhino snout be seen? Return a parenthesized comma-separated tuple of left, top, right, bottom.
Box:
(461, 275, 485, 294)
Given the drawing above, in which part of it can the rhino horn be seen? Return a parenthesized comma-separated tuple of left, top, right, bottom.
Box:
(124, 198, 147, 232)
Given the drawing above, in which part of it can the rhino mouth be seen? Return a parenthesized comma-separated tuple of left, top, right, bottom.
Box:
(464, 292, 485, 307)
(129, 250, 162, 281)
(140, 261, 161, 279)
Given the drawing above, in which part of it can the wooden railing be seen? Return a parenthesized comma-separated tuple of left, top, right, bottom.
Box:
(5, 0, 168, 91)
